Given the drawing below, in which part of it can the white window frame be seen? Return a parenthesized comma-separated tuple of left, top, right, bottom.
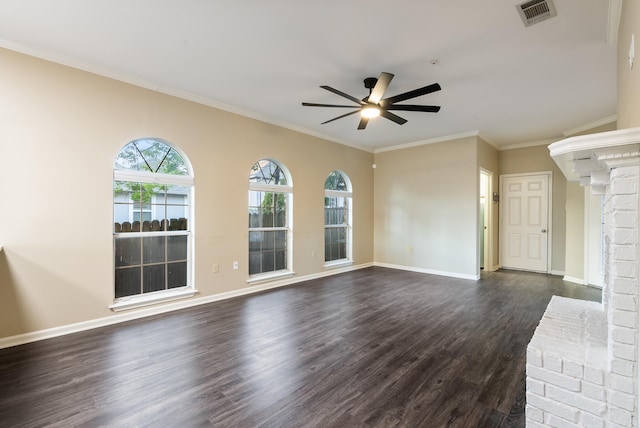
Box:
(111, 153, 195, 311)
(248, 168, 294, 283)
(324, 172, 353, 268)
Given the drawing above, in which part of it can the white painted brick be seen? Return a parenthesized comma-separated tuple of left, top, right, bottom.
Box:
(609, 407, 633, 427)
(544, 354, 563, 373)
(612, 211, 639, 228)
(611, 373, 635, 394)
(527, 346, 543, 367)
(526, 392, 580, 423)
(612, 309, 637, 329)
(611, 261, 638, 279)
(610, 278, 638, 295)
(527, 377, 545, 396)
(611, 194, 638, 210)
(526, 404, 544, 422)
(612, 228, 638, 246)
(582, 412, 605, 428)
(610, 178, 638, 195)
(546, 385, 607, 415)
(582, 382, 606, 402)
(563, 360, 583, 379)
(610, 391, 636, 411)
(613, 342, 636, 361)
(526, 419, 546, 428)
(584, 367, 605, 385)
(610, 165, 640, 179)
(611, 358, 635, 377)
(545, 414, 581, 428)
(612, 244, 638, 262)
(527, 365, 581, 392)
(610, 421, 631, 428)
(612, 326, 637, 345)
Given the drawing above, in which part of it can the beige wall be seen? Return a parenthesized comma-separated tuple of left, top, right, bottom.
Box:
(563, 182, 586, 281)
(499, 145, 566, 273)
(373, 137, 479, 277)
(617, 0, 640, 129)
(0, 48, 374, 338)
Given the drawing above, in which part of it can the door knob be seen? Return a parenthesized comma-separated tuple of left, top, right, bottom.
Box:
(541, 229, 547, 233)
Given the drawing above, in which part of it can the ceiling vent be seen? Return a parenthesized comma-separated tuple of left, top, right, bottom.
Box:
(516, 0, 557, 27)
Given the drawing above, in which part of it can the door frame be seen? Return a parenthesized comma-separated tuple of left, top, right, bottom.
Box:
(479, 168, 494, 275)
(499, 171, 553, 273)
(585, 190, 604, 287)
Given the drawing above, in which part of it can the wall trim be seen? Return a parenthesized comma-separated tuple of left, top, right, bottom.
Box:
(373, 262, 480, 280)
(374, 130, 480, 154)
(0, 262, 373, 350)
(499, 138, 561, 151)
(606, 0, 623, 46)
(563, 275, 587, 285)
(563, 115, 617, 137)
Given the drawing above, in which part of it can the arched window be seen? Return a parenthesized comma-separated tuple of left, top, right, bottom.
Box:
(324, 170, 352, 264)
(248, 159, 292, 277)
(112, 138, 194, 308)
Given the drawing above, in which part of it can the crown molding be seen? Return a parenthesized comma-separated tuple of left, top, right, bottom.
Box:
(607, 0, 623, 46)
(374, 130, 480, 154)
(563, 115, 618, 137)
(499, 138, 561, 151)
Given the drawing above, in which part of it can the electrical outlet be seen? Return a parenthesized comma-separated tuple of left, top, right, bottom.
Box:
(311, 250, 315, 258)
(233, 261, 239, 270)
(212, 263, 219, 273)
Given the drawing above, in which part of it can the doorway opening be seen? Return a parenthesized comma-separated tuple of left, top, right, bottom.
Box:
(479, 169, 493, 273)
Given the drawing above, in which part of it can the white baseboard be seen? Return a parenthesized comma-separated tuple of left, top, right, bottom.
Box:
(563, 275, 587, 285)
(373, 262, 479, 280)
(0, 262, 373, 350)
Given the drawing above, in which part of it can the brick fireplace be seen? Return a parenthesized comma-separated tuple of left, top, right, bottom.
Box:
(526, 128, 640, 427)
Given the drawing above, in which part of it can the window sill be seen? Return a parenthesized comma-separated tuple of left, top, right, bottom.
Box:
(110, 288, 198, 312)
(324, 260, 353, 269)
(247, 270, 294, 284)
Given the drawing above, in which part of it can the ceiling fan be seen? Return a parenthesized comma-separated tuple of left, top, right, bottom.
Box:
(302, 72, 441, 130)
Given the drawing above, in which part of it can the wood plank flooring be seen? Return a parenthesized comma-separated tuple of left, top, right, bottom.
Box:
(0, 267, 601, 428)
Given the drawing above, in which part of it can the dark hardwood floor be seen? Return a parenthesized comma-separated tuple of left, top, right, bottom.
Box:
(0, 267, 601, 428)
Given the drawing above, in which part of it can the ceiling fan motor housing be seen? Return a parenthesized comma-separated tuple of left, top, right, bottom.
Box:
(364, 77, 378, 90)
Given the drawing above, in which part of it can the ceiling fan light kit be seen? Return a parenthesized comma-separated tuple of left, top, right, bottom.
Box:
(361, 105, 381, 118)
(302, 72, 441, 130)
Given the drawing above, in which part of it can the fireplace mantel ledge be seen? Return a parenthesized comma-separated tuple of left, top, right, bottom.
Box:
(528, 296, 607, 368)
(548, 127, 640, 193)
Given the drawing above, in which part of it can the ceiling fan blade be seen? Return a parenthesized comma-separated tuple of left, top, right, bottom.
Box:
(302, 102, 362, 108)
(368, 72, 394, 104)
(357, 117, 369, 130)
(380, 109, 408, 125)
(386, 105, 441, 112)
(320, 86, 365, 105)
(321, 109, 361, 124)
(381, 83, 441, 106)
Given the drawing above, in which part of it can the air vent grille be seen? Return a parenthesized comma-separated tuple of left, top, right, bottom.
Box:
(517, 0, 557, 27)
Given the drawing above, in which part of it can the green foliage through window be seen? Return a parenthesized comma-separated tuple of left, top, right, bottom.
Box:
(114, 139, 188, 175)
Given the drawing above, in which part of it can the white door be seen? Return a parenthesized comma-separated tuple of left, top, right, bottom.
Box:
(501, 173, 550, 272)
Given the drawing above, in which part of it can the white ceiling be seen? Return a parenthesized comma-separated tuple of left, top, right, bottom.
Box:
(0, 0, 617, 151)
